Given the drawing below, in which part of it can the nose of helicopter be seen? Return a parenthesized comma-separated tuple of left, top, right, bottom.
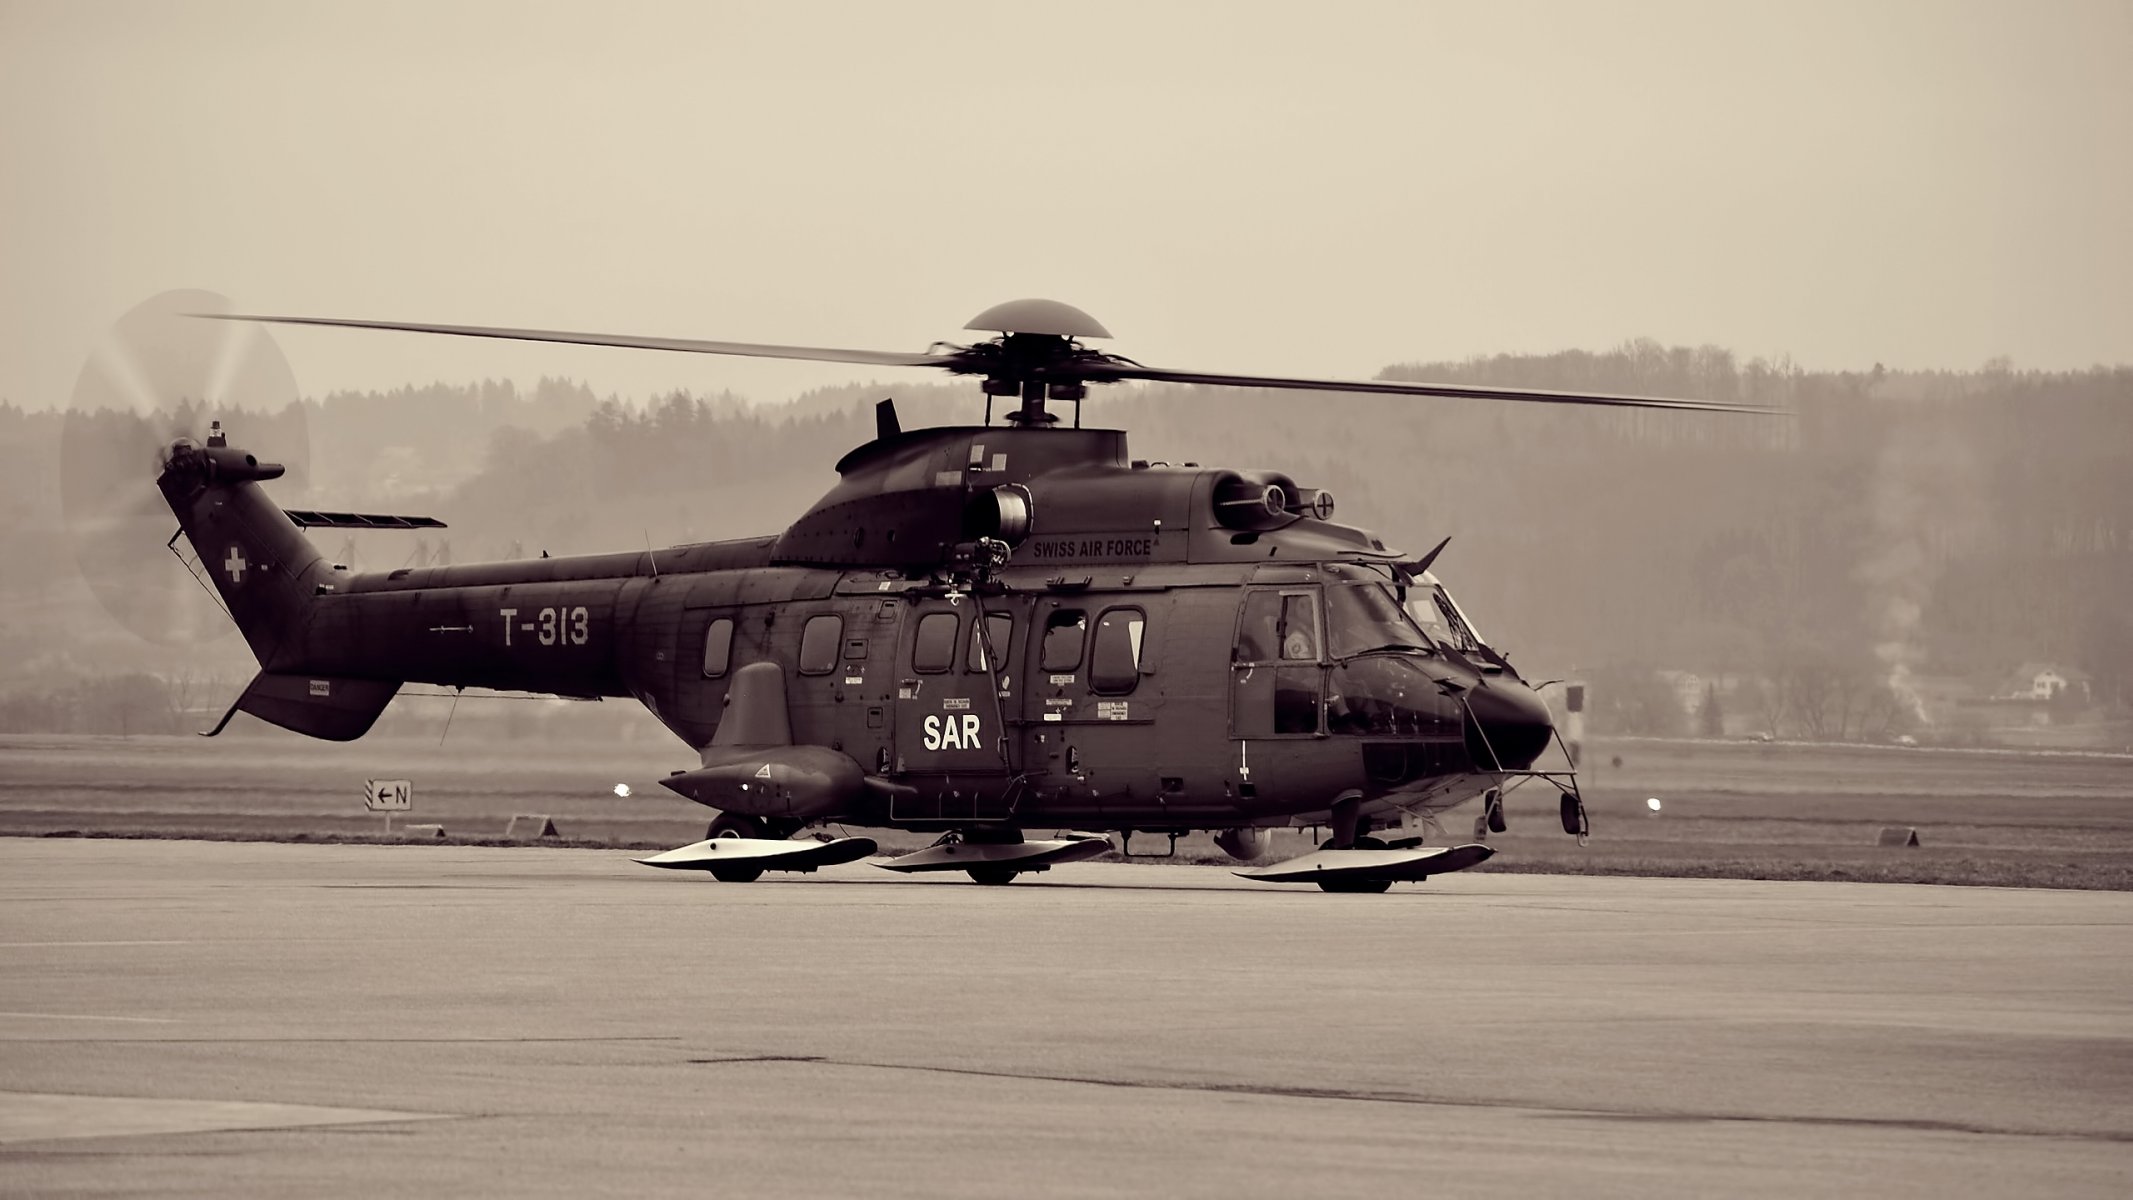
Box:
(1462, 681, 1555, 771)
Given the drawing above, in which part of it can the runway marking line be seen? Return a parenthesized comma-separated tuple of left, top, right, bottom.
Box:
(688, 1055, 2133, 1145)
(0, 1035, 680, 1044)
(0, 1012, 174, 1024)
(0, 1090, 448, 1145)
(0, 940, 193, 948)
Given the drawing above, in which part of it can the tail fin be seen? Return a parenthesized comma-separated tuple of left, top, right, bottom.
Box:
(157, 431, 330, 671)
(161, 427, 407, 741)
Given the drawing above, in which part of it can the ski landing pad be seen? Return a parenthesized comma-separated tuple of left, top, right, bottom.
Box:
(637, 836, 878, 874)
(874, 835, 1114, 875)
(1234, 842, 1495, 886)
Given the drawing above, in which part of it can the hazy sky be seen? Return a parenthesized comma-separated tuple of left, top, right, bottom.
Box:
(4, 0, 2129, 411)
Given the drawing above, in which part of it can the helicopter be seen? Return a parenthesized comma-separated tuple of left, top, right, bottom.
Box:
(64, 295, 1770, 892)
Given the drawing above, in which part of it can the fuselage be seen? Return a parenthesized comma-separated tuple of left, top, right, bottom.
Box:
(168, 422, 1556, 836)
(298, 551, 1552, 835)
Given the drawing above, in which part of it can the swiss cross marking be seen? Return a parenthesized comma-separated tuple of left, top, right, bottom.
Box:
(224, 545, 248, 584)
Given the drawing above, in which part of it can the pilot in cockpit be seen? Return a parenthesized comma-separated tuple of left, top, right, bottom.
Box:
(1236, 592, 1320, 663)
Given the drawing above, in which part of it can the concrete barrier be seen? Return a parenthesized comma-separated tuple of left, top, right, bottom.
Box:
(1877, 826, 1920, 847)
(400, 823, 447, 839)
(507, 814, 561, 841)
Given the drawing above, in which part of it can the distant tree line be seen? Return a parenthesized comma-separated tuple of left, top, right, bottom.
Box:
(0, 670, 233, 736)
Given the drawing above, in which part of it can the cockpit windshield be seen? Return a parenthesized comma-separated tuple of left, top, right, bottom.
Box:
(1316, 561, 1488, 656)
(1404, 573, 1484, 655)
(1324, 582, 1433, 658)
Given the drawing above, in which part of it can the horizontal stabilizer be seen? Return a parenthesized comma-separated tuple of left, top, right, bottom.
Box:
(1235, 842, 1495, 884)
(208, 672, 402, 742)
(877, 835, 1112, 874)
(637, 836, 878, 873)
(283, 510, 447, 530)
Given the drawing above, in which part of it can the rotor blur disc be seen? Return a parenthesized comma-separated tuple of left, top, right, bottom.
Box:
(60, 290, 309, 645)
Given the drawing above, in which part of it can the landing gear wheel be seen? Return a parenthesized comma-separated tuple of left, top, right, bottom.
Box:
(706, 812, 766, 883)
(1321, 835, 1389, 851)
(1485, 789, 1508, 834)
(1317, 833, 1392, 892)
(1317, 878, 1393, 894)
(967, 866, 1020, 885)
(707, 812, 766, 841)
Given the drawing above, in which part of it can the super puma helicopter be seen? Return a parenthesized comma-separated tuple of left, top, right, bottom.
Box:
(84, 295, 1767, 892)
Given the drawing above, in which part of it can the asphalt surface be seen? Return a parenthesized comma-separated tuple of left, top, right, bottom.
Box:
(2, 840, 2128, 1198)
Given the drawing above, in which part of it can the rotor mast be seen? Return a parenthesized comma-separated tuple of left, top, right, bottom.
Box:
(959, 299, 1113, 427)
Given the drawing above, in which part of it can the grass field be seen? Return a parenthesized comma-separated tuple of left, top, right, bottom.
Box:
(2, 732, 2129, 889)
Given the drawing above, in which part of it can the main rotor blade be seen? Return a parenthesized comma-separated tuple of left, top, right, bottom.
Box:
(1077, 363, 1780, 414)
(197, 314, 963, 370)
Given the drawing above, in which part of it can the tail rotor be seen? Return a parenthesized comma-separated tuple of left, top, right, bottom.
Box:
(59, 290, 309, 645)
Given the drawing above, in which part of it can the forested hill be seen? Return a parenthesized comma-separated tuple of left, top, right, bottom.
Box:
(3, 344, 2129, 739)
(425, 345, 2133, 716)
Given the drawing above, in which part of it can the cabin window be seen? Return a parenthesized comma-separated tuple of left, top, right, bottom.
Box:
(798, 614, 842, 675)
(968, 612, 1014, 673)
(1041, 610, 1087, 672)
(1089, 608, 1146, 694)
(700, 617, 735, 678)
(913, 612, 959, 674)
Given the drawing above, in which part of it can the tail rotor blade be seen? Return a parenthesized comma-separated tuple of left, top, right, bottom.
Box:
(59, 291, 309, 646)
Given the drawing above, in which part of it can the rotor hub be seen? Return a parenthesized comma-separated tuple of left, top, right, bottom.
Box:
(963, 298, 1111, 340)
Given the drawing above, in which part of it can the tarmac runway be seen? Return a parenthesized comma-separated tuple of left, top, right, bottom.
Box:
(2, 839, 2128, 1198)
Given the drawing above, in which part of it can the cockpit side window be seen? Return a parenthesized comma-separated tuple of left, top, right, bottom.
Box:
(1278, 594, 1319, 661)
(1236, 590, 1321, 663)
(1237, 592, 1279, 662)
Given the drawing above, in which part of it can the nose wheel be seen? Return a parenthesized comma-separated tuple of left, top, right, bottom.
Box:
(1317, 875, 1391, 894)
(1560, 790, 1589, 843)
(1473, 788, 1507, 840)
